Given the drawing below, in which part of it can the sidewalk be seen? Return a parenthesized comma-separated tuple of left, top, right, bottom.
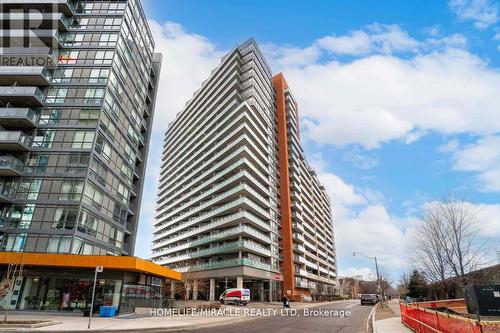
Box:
(374, 299, 413, 333)
(0, 300, 350, 332)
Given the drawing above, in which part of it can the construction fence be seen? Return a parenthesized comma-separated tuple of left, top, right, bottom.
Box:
(400, 299, 500, 333)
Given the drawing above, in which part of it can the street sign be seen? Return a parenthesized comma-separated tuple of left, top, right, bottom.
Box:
(96, 266, 103, 273)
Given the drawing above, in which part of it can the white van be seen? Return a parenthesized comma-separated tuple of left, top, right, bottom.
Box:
(219, 288, 251, 305)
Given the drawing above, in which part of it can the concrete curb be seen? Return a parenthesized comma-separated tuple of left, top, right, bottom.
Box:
(370, 307, 377, 333)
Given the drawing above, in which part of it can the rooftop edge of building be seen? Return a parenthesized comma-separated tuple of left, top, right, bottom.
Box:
(166, 38, 272, 131)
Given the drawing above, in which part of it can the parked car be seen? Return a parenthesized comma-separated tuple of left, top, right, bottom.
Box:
(219, 288, 251, 305)
(360, 294, 378, 305)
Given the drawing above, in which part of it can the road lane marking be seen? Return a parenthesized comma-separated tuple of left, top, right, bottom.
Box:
(367, 306, 376, 333)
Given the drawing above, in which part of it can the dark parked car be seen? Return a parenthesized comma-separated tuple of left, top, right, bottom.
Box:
(361, 294, 378, 305)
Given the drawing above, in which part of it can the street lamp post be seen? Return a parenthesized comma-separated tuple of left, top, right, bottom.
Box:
(353, 252, 385, 307)
(88, 266, 103, 329)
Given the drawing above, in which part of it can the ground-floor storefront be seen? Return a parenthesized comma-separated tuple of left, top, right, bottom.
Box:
(168, 265, 284, 302)
(0, 252, 181, 314)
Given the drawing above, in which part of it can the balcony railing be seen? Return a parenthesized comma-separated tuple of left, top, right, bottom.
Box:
(0, 131, 32, 151)
(0, 86, 45, 107)
(157, 239, 272, 265)
(0, 108, 39, 128)
(0, 155, 24, 175)
(1, 0, 77, 16)
(172, 258, 272, 273)
(153, 224, 272, 256)
(153, 208, 270, 249)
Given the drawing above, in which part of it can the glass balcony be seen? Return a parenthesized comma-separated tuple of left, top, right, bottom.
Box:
(0, 131, 32, 151)
(0, 155, 24, 176)
(153, 224, 271, 256)
(0, 86, 44, 107)
(2, 12, 72, 32)
(0, 108, 39, 128)
(0, 182, 15, 203)
(174, 258, 271, 273)
(0, 29, 63, 49)
(0, 0, 76, 16)
(0, 67, 52, 86)
(157, 239, 271, 265)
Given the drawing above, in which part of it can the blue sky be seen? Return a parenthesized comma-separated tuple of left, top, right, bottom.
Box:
(136, 0, 500, 281)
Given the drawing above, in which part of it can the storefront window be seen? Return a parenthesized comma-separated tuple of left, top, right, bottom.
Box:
(17, 277, 122, 312)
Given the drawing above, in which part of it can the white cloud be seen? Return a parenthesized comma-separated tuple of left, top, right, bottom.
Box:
(266, 45, 500, 149)
(316, 24, 420, 56)
(339, 267, 376, 281)
(336, 205, 413, 270)
(148, 20, 225, 130)
(437, 138, 461, 153)
(468, 202, 500, 237)
(451, 136, 500, 191)
(316, 172, 366, 210)
(449, 0, 500, 29)
(342, 148, 378, 170)
(313, 165, 413, 271)
(424, 25, 442, 37)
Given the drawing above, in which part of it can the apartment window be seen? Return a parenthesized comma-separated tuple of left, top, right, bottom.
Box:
(78, 209, 97, 234)
(67, 153, 90, 174)
(33, 129, 55, 148)
(72, 131, 95, 149)
(39, 109, 62, 125)
(47, 236, 72, 253)
(95, 136, 112, 162)
(71, 237, 93, 255)
(84, 88, 105, 104)
(15, 178, 42, 200)
(2, 233, 27, 251)
(53, 207, 78, 230)
(78, 109, 100, 125)
(83, 183, 103, 208)
(46, 88, 68, 103)
(59, 180, 83, 200)
(99, 113, 116, 137)
(89, 68, 110, 83)
(58, 50, 78, 64)
(26, 154, 49, 173)
(51, 68, 74, 83)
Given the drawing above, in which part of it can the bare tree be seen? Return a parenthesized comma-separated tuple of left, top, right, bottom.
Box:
(400, 270, 411, 291)
(175, 272, 210, 301)
(2, 263, 24, 323)
(412, 197, 486, 290)
(379, 271, 392, 301)
(436, 198, 484, 280)
(411, 207, 450, 285)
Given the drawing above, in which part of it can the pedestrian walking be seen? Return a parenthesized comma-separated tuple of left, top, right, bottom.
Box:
(281, 295, 290, 309)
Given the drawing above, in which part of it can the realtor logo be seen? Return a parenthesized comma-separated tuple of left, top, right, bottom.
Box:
(0, 3, 63, 68)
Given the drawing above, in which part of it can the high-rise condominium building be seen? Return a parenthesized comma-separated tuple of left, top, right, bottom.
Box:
(0, 0, 160, 256)
(152, 39, 337, 301)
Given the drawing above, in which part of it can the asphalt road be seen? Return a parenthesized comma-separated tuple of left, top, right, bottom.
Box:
(178, 300, 374, 333)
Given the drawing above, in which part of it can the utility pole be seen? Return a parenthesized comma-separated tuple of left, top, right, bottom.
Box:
(88, 266, 103, 329)
(353, 252, 386, 308)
